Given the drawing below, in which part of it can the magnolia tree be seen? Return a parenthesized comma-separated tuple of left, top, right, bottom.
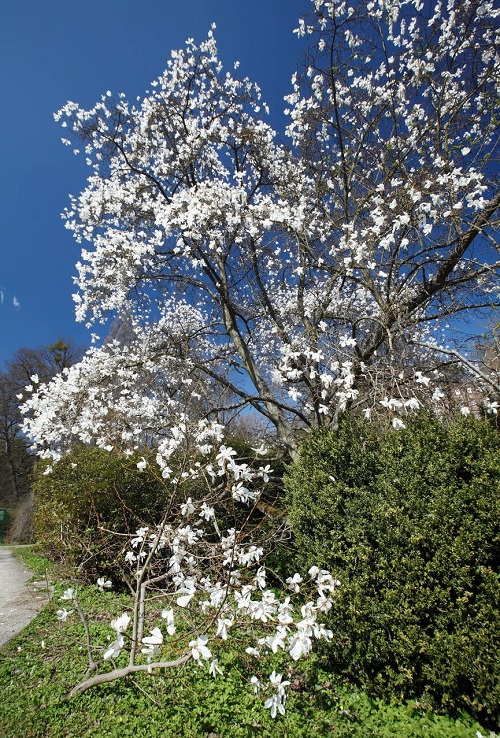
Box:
(31, 0, 499, 454)
(20, 0, 499, 714)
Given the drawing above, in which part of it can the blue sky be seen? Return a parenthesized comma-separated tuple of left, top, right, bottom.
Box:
(0, 0, 307, 366)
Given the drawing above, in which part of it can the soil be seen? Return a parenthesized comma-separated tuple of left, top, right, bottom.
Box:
(0, 547, 50, 647)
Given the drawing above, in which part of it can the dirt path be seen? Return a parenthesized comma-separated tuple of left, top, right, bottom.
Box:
(0, 547, 49, 647)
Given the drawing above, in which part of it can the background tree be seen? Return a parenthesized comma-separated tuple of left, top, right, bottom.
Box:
(6, 339, 83, 384)
(0, 339, 83, 505)
(0, 373, 32, 501)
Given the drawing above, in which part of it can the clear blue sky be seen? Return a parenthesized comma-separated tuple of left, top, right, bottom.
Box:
(0, 0, 307, 366)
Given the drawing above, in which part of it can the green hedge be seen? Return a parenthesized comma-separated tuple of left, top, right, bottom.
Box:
(285, 414, 500, 728)
(33, 447, 167, 584)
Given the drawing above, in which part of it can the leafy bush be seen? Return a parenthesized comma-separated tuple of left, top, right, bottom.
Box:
(33, 447, 168, 583)
(285, 414, 500, 728)
(32, 439, 286, 587)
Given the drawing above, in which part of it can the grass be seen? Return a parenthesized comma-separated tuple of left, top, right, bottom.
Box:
(0, 547, 495, 738)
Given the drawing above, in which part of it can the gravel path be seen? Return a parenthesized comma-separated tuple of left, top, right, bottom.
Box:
(0, 547, 49, 647)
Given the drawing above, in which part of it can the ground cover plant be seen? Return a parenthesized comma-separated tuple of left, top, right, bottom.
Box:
(0, 548, 493, 738)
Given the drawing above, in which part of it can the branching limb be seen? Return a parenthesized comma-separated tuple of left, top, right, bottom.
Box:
(414, 341, 500, 394)
(69, 654, 191, 697)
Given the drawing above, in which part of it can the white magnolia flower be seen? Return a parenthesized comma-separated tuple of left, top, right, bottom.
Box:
(392, 417, 406, 430)
(264, 670, 291, 718)
(288, 630, 312, 661)
(209, 658, 223, 677)
(484, 400, 499, 415)
(251, 443, 268, 456)
(380, 397, 403, 410)
(263, 626, 287, 653)
(414, 371, 431, 386)
(97, 577, 112, 591)
(180, 497, 195, 516)
(176, 578, 196, 608)
(111, 612, 131, 633)
(141, 627, 163, 659)
(278, 598, 294, 625)
(131, 527, 149, 547)
(57, 608, 73, 621)
(142, 627, 163, 647)
(190, 635, 212, 661)
(60, 587, 75, 601)
(253, 566, 266, 590)
(404, 397, 420, 410)
(286, 573, 303, 593)
(103, 633, 124, 661)
(215, 445, 237, 465)
(216, 617, 233, 640)
(432, 388, 445, 402)
(269, 669, 290, 692)
(258, 464, 272, 482)
(245, 647, 260, 658)
(161, 608, 176, 635)
(198, 502, 215, 521)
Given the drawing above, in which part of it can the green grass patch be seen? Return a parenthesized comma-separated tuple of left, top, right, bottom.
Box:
(0, 571, 493, 738)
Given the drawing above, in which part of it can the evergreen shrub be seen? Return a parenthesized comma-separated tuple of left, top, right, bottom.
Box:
(33, 447, 167, 584)
(285, 414, 500, 728)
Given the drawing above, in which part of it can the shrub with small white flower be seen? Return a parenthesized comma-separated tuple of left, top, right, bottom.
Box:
(45, 422, 338, 716)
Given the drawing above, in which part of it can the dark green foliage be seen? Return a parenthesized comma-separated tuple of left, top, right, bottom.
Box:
(285, 414, 500, 728)
(32, 439, 287, 589)
(33, 447, 167, 584)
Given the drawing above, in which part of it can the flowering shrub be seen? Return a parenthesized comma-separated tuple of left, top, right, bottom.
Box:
(42, 426, 340, 715)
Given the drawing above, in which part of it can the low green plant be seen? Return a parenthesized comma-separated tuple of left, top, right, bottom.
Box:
(11, 544, 56, 578)
(285, 414, 500, 729)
